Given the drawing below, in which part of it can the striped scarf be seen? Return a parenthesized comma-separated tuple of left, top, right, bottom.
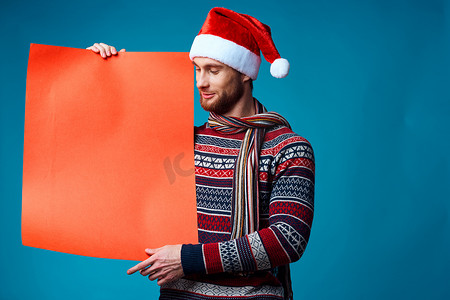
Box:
(208, 99, 290, 239)
(208, 99, 293, 299)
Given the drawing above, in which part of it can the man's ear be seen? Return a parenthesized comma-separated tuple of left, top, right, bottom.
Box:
(241, 74, 251, 83)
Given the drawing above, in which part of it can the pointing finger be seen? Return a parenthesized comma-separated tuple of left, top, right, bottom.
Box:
(127, 257, 153, 275)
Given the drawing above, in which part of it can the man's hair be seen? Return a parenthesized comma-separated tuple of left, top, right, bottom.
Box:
(249, 79, 253, 91)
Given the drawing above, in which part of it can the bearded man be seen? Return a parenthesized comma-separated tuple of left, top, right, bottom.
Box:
(88, 7, 315, 300)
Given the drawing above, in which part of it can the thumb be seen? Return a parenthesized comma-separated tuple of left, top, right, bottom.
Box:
(145, 248, 156, 255)
(119, 49, 126, 52)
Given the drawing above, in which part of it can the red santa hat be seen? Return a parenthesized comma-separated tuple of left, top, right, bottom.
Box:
(189, 7, 290, 80)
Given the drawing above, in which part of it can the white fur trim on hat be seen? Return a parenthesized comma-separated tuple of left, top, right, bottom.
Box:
(189, 34, 262, 80)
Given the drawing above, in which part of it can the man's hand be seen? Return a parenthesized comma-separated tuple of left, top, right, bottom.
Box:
(86, 42, 125, 58)
(127, 244, 184, 286)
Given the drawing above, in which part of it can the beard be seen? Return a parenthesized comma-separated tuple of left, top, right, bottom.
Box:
(199, 77, 244, 115)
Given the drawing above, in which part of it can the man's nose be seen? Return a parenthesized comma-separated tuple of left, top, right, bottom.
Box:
(196, 72, 209, 89)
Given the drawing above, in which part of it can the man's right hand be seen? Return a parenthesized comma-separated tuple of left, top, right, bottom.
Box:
(86, 43, 125, 58)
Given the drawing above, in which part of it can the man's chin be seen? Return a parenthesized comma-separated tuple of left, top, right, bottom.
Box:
(200, 97, 216, 112)
(200, 101, 214, 113)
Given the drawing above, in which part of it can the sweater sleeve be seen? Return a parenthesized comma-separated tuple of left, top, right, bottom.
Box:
(181, 137, 315, 275)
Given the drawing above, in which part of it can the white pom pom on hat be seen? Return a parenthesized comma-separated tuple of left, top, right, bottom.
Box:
(270, 58, 290, 78)
(190, 7, 290, 80)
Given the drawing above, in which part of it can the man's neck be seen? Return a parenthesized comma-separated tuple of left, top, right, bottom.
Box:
(223, 90, 255, 118)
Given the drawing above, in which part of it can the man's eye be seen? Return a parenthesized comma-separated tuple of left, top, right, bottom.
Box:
(195, 68, 200, 72)
(210, 70, 219, 74)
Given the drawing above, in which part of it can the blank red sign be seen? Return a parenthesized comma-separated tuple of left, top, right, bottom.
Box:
(22, 44, 198, 261)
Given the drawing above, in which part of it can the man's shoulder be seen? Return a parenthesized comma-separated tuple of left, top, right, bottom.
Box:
(263, 125, 314, 159)
(265, 125, 313, 147)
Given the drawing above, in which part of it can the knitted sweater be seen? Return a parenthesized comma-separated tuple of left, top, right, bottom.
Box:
(160, 124, 315, 299)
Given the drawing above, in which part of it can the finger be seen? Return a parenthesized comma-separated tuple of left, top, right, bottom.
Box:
(149, 269, 167, 282)
(148, 271, 160, 281)
(127, 257, 153, 275)
(140, 267, 151, 276)
(145, 248, 159, 255)
(99, 43, 112, 57)
(86, 45, 100, 53)
(93, 43, 107, 58)
(119, 49, 126, 52)
(140, 263, 156, 276)
(140, 261, 160, 276)
(110, 46, 117, 55)
(141, 259, 162, 276)
(94, 43, 109, 58)
(128, 252, 159, 275)
(147, 268, 163, 281)
(86, 46, 98, 51)
(157, 276, 170, 286)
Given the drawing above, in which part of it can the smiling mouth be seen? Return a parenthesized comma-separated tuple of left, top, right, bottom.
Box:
(201, 92, 215, 99)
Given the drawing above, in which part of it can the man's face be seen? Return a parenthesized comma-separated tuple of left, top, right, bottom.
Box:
(193, 57, 245, 115)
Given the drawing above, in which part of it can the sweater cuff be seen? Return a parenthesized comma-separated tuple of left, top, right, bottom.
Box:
(181, 244, 206, 275)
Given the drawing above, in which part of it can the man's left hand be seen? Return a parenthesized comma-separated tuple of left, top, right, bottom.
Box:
(127, 244, 184, 286)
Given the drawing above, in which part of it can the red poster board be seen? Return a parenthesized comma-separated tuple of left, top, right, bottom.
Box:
(22, 44, 197, 261)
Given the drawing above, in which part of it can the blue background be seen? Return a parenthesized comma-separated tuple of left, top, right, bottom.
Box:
(1, 0, 449, 299)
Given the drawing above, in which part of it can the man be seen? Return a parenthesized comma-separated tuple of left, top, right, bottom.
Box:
(88, 7, 314, 300)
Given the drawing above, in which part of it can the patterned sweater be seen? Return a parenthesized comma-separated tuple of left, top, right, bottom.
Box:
(160, 124, 315, 299)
